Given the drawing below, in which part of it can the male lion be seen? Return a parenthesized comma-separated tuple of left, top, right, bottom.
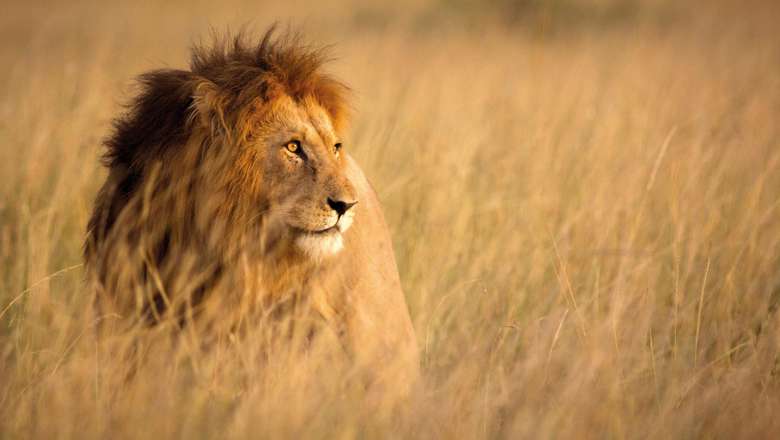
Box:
(84, 28, 418, 386)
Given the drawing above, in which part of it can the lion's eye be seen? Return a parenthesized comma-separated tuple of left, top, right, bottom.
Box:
(334, 143, 342, 155)
(285, 140, 301, 154)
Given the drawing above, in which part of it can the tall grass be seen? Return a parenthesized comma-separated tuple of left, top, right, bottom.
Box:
(2, 0, 779, 437)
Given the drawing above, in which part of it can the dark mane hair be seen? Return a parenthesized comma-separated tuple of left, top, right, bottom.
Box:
(104, 26, 350, 170)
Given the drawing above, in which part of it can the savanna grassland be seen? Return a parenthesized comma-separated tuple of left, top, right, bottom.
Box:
(2, 0, 780, 438)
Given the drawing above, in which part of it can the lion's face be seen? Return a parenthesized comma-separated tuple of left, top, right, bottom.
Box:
(246, 95, 357, 260)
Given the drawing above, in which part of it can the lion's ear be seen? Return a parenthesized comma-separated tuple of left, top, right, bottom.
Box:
(192, 79, 229, 135)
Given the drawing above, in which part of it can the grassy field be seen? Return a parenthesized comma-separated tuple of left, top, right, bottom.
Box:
(2, 0, 779, 438)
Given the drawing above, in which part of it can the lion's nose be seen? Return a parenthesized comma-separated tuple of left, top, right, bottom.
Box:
(327, 197, 357, 216)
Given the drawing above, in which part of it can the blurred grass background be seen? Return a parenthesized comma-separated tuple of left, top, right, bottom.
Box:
(1, 0, 779, 438)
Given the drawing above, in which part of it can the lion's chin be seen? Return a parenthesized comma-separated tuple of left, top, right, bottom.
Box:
(294, 229, 344, 262)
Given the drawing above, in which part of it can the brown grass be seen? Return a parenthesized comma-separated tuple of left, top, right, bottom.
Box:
(2, 0, 780, 438)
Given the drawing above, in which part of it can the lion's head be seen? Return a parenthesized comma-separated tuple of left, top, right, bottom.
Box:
(226, 92, 359, 260)
(90, 28, 359, 272)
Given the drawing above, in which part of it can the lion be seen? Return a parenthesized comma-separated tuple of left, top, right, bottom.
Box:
(84, 28, 419, 387)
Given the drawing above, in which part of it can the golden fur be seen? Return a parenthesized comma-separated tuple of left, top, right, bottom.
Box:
(84, 28, 419, 384)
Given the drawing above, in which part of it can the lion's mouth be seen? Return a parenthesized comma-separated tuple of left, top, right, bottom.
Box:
(310, 225, 339, 234)
(292, 224, 340, 236)
(289, 212, 353, 244)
